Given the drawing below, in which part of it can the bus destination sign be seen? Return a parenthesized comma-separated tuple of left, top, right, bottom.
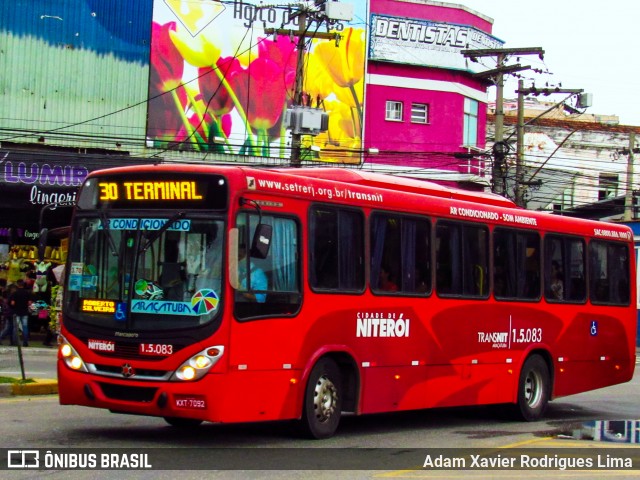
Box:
(98, 181, 203, 202)
(80, 173, 229, 210)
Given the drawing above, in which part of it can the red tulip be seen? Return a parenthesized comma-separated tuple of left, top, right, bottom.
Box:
(198, 56, 242, 117)
(149, 22, 184, 92)
(230, 57, 287, 130)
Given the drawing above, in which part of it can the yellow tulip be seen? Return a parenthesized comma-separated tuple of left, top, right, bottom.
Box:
(333, 77, 364, 109)
(326, 100, 357, 141)
(169, 27, 221, 68)
(312, 27, 365, 88)
(303, 56, 334, 102)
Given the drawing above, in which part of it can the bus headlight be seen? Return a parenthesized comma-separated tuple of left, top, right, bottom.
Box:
(171, 346, 224, 381)
(59, 335, 88, 372)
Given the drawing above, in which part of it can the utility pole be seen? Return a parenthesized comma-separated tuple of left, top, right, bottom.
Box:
(515, 79, 525, 207)
(265, 3, 350, 166)
(461, 47, 544, 196)
(624, 131, 635, 221)
(289, 9, 309, 167)
(515, 85, 586, 208)
(493, 51, 507, 196)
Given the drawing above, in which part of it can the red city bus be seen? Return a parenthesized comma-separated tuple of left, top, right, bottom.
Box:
(55, 164, 636, 438)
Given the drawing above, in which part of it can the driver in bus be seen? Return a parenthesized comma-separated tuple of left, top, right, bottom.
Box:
(237, 244, 267, 303)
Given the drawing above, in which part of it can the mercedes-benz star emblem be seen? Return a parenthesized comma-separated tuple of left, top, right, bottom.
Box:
(121, 363, 135, 378)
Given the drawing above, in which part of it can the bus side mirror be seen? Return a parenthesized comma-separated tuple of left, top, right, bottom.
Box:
(38, 228, 49, 262)
(250, 223, 272, 259)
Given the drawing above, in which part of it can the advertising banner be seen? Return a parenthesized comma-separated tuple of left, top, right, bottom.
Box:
(147, 0, 367, 164)
(369, 14, 504, 72)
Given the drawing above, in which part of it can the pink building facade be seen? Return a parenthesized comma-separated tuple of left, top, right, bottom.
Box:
(364, 0, 502, 190)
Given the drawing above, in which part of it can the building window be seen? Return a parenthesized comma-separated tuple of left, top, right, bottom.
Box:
(463, 98, 478, 147)
(386, 101, 403, 122)
(598, 173, 618, 200)
(410, 103, 428, 124)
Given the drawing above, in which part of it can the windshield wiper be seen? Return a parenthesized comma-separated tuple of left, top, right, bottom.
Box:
(98, 210, 119, 257)
(139, 211, 186, 253)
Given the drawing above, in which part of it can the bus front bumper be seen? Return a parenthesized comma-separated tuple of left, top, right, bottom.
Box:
(57, 360, 302, 424)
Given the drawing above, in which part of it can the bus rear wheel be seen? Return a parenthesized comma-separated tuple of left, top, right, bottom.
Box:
(301, 358, 342, 439)
(514, 354, 550, 421)
(163, 417, 203, 428)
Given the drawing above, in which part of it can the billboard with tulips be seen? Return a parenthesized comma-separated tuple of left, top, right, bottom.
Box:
(148, 0, 366, 164)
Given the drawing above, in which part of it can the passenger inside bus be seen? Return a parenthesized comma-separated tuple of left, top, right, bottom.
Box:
(550, 261, 564, 300)
(378, 265, 398, 292)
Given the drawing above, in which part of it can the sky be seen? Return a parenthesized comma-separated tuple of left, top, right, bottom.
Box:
(453, 0, 640, 125)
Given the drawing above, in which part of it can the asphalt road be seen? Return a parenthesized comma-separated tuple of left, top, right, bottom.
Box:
(1, 347, 640, 478)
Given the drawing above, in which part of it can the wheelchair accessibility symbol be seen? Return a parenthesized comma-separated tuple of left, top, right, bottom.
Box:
(115, 302, 127, 321)
(590, 320, 598, 336)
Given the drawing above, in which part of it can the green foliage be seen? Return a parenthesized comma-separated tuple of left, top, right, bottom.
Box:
(0, 376, 35, 385)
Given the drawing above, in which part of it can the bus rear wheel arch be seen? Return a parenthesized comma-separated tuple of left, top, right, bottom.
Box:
(513, 353, 551, 421)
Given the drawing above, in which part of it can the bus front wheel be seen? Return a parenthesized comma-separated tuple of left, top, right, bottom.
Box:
(514, 354, 550, 421)
(300, 358, 342, 439)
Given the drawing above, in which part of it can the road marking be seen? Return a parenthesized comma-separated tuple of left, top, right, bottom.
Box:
(492, 437, 552, 449)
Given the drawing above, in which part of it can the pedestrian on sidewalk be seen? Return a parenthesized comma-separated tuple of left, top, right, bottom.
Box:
(8, 279, 33, 347)
(0, 283, 17, 345)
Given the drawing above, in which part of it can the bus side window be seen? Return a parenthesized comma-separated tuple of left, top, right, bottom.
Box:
(370, 213, 430, 295)
(494, 228, 540, 300)
(589, 240, 631, 305)
(463, 225, 488, 297)
(235, 213, 301, 320)
(310, 206, 364, 292)
(436, 221, 487, 298)
(435, 222, 458, 295)
(544, 235, 586, 303)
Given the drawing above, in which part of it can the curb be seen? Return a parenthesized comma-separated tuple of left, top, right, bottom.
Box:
(0, 346, 58, 355)
(0, 379, 58, 397)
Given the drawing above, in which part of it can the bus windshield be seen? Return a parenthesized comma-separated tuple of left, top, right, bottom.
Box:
(65, 214, 224, 331)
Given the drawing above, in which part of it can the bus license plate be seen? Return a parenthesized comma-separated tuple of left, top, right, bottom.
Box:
(174, 395, 207, 410)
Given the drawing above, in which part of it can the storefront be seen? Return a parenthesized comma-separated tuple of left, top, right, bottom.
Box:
(0, 148, 157, 291)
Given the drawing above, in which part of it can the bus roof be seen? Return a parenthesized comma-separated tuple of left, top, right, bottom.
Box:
(83, 163, 632, 240)
(87, 164, 514, 208)
(272, 167, 517, 209)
